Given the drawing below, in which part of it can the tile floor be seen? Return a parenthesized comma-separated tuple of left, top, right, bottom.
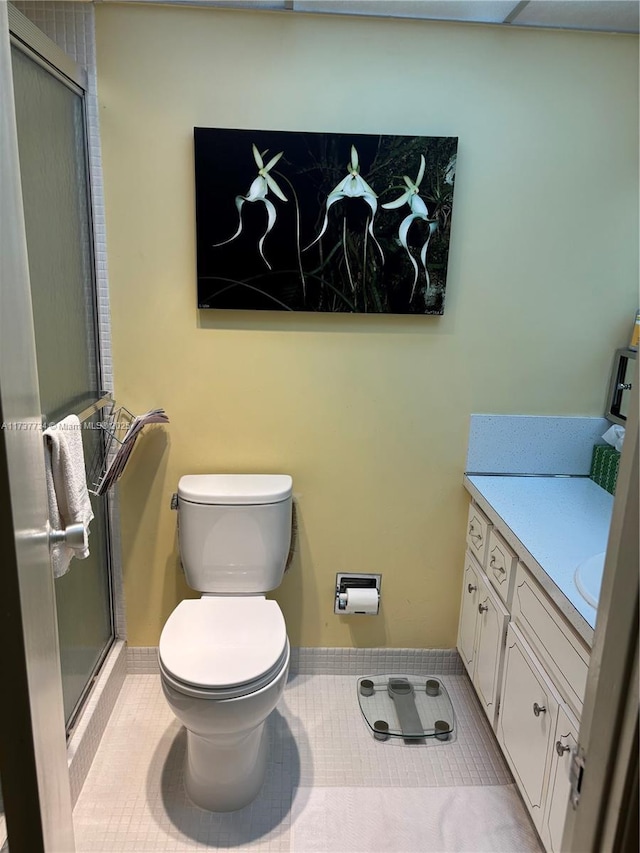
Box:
(73, 672, 543, 853)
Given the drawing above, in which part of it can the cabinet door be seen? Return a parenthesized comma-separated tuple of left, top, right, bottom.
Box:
(543, 704, 579, 852)
(473, 572, 509, 729)
(497, 624, 560, 834)
(457, 554, 480, 678)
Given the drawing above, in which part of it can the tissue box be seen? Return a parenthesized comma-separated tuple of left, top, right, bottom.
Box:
(590, 444, 621, 495)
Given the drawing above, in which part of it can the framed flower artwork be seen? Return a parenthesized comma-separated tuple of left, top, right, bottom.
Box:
(195, 128, 457, 314)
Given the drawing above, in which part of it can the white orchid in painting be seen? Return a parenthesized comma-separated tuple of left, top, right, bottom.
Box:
(444, 153, 457, 186)
(213, 144, 288, 269)
(306, 145, 384, 262)
(382, 154, 437, 299)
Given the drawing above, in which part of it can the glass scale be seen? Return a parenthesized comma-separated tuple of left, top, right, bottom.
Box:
(357, 675, 455, 743)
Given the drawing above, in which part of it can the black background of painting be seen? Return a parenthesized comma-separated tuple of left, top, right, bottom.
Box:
(194, 127, 457, 314)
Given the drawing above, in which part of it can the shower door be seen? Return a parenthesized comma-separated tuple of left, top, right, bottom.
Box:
(11, 34, 114, 726)
(0, 4, 74, 849)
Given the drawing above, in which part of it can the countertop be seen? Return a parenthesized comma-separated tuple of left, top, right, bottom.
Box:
(463, 474, 614, 647)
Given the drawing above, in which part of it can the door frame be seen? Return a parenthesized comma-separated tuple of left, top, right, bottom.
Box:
(0, 3, 75, 850)
(563, 365, 639, 851)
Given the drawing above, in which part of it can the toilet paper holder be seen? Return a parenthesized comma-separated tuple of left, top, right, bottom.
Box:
(334, 573, 381, 615)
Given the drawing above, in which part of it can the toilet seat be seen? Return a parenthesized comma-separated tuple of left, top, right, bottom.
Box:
(159, 597, 288, 700)
(159, 643, 290, 700)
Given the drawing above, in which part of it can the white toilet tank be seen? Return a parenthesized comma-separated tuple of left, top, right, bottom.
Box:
(177, 474, 293, 594)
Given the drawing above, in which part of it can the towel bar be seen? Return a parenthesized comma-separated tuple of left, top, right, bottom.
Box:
(42, 392, 114, 429)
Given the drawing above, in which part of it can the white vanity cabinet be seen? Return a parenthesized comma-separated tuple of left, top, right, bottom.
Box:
(457, 497, 592, 853)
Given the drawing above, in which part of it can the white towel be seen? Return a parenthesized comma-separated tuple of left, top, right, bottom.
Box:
(43, 414, 95, 578)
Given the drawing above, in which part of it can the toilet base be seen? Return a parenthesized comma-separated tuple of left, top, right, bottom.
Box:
(184, 721, 269, 812)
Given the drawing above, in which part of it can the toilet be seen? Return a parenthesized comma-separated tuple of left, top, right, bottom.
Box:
(159, 473, 292, 812)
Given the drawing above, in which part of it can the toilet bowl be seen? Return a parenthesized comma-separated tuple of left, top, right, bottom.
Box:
(159, 474, 292, 811)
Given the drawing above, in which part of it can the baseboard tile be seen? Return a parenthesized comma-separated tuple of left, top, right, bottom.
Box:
(127, 645, 463, 677)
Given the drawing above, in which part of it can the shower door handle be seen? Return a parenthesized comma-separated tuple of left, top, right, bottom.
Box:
(48, 522, 88, 550)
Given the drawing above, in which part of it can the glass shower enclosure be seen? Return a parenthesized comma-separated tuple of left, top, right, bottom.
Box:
(11, 41, 114, 727)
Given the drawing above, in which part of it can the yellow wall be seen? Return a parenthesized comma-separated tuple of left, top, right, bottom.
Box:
(95, 5, 639, 648)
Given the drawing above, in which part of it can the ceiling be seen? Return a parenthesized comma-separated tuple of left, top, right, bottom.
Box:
(293, 1, 640, 32)
(126, 0, 640, 34)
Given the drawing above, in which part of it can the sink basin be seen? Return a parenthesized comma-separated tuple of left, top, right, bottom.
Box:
(574, 552, 606, 609)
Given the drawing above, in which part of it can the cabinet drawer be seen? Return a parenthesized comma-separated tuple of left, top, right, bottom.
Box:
(486, 528, 517, 607)
(512, 563, 590, 716)
(466, 502, 491, 567)
(497, 623, 561, 835)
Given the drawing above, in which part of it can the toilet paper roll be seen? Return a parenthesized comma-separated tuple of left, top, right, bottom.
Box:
(342, 587, 379, 614)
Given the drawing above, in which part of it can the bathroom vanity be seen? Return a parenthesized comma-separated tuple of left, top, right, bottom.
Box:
(457, 469, 613, 853)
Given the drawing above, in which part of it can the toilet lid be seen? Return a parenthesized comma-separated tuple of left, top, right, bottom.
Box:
(159, 597, 287, 690)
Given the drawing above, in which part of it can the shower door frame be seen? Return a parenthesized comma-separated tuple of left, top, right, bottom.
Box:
(9, 4, 117, 735)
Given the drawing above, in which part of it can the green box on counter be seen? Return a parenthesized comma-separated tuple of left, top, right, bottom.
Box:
(590, 444, 621, 496)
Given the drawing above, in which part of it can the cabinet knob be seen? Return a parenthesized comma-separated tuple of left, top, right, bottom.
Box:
(478, 603, 489, 613)
(490, 556, 506, 573)
(533, 702, 547, 717)
(467, 583, 477, 593)
(556, 740, 570, 756)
